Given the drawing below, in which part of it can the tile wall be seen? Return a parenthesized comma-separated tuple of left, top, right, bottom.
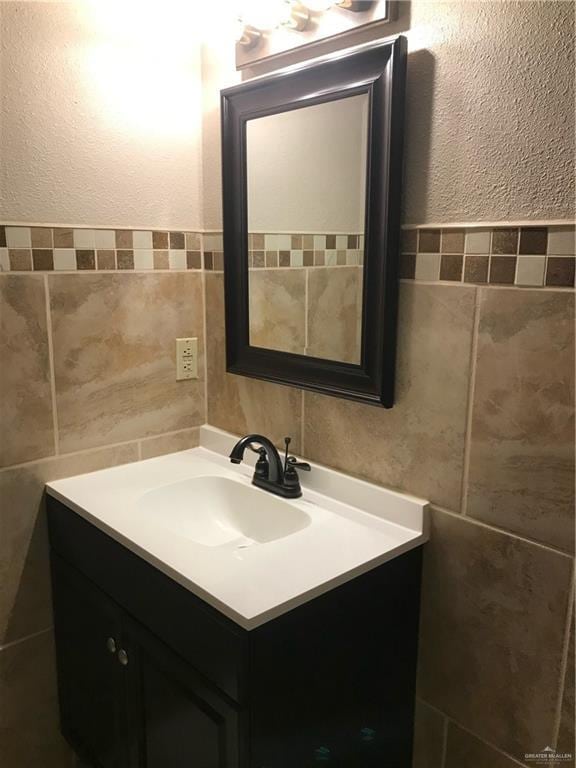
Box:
(204, 233, 575, 768)
(0, 225, 206, 765)
(1, 220, 574, 768)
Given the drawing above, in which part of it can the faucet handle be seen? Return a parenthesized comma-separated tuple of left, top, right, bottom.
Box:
(287, 456, 311, 472)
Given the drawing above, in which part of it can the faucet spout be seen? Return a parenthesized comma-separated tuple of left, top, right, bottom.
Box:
(229, 434, 284, 483)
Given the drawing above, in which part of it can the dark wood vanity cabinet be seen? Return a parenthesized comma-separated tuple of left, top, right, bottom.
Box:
(48, 497, 422, 768)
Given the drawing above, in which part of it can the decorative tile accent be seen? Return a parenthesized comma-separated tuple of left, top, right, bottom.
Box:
(53, 228, 73, 248)
(94, 229, 116, 249)
(519, 226, 547, 254)
(439, 254, 463, 281)
(152, 231, 169, 249)
(76, 250, 95, 270)
(117, 250, 134, 270)
(489, 255, 517, 284)
(32, 249, 54, 271)
(31, 227, 52, 248)
(73, 229, 95, 249)
(9, 249, 32, 271)
(415, 253, 441, 281)
(6, 227, 31, 248)
(441, 229, 465, 254)
(401, 224, 575, 289)
(515, 255, 546, 286)
(169, 231, 185, 249)
(115, 230, 133, 249)
(491, 227, 518, 254)
(0, 226, 202, 272)
(96, 249, 115, 270)
(548, 226, 576, 255)
(419, 229, 441, 253)
(463, 254, 489, 283)
(53, 249, 76, 271)
(546, 256, 575, 287)
(464, 228, 491, 254)
(133, 231, 153, 249)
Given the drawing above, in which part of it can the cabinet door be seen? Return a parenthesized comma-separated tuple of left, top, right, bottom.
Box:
(125, 617, 241, 768)
(51, 555, 131, 768)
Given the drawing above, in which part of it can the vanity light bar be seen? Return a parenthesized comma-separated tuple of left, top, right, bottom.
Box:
(237, 0, 373, 46)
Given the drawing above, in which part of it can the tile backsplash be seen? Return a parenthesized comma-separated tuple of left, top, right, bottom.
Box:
(3, 224, 574, 290)
(0, 226, 203, 272)
(401, 224, 576, 288)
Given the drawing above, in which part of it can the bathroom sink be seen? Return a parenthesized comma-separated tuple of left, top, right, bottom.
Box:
(137, 476, 311, 547)
(46, 425, 428, 629)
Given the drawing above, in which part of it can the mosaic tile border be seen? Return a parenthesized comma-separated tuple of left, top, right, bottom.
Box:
(247, 232, 365, 269)
(0, 226, 203, 272)
(400, 225, 575, 288)
(1, 224, 574, 287)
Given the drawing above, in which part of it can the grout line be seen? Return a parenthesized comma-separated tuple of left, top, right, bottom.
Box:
(43, 274, 60, 456)
(201, 244, 210, 425)
(440, 712, 449, 767)
(0, 626, 52, 653)
(418, 699, 531, 767)
(552, 567, 575, 749)
(460, 287, 481, 516)
(431, 504, 576, 559)
(136, 440, 143, 461)
(0, 426, 204, 474)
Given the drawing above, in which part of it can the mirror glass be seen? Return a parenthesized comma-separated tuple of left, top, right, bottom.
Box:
(246, 93, 369, 365)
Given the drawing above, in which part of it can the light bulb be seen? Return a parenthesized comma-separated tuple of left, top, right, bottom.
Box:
(239, 0, 293, 30)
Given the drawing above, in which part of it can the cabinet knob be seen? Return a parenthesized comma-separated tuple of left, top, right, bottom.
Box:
(106, 637, 117, 654)
(117, 649, 129, 666)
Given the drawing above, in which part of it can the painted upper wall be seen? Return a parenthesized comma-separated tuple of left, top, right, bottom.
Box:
(203, 0, 575, 227)
(0, 1, 204, 229)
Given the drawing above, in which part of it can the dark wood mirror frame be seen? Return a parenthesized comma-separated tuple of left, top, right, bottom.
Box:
(221, 36, 407, 408)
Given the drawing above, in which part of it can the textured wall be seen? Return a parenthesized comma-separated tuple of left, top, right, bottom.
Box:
(202, 0, 575, 226)
(0, 2, 204, 229)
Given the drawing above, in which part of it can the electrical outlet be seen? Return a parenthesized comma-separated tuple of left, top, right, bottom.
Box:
(176, 337, 198, 380)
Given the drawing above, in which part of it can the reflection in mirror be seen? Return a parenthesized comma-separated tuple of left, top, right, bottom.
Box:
(246, 94, 369, 364)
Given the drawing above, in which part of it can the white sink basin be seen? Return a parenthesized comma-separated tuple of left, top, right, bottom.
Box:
(138, 476, 311, 547)
(46, 425, 428, 629)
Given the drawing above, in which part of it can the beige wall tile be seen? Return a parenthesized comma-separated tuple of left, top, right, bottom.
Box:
(249, 269, 306, 354)
(205, 273, 302, 451)
(412, 700, 445, 768)
(0, 631, 73, 767)
(140, 428, 200, 459)
(49, 273, 205, 452)
(467, 289, 575, 552)
(418, 509, 573, 757)
(557, 613, 575, 763)
(307, 266, 362, 364)
(445, 724, 521, 768)
(0, 443, 138, 645)
(304, 283, 476, 509)
(0, 275, 55, 467)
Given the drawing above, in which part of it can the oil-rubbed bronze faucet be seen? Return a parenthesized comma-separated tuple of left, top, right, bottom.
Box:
(229, 435, 310, 498)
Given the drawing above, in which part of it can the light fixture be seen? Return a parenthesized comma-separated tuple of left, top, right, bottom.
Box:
(239, 0, 293, 31)
(299, 0, 337, 11)
(235, 17, 262, 48)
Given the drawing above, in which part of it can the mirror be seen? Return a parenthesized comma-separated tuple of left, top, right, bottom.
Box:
(221, 38, 407, 407)
(246, 95, 369, 364)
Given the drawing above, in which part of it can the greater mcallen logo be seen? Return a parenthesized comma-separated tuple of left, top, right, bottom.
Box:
(525, 746, 573, 764)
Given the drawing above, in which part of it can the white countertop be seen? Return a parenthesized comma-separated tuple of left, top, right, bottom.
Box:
(46, 426, 429, 630)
